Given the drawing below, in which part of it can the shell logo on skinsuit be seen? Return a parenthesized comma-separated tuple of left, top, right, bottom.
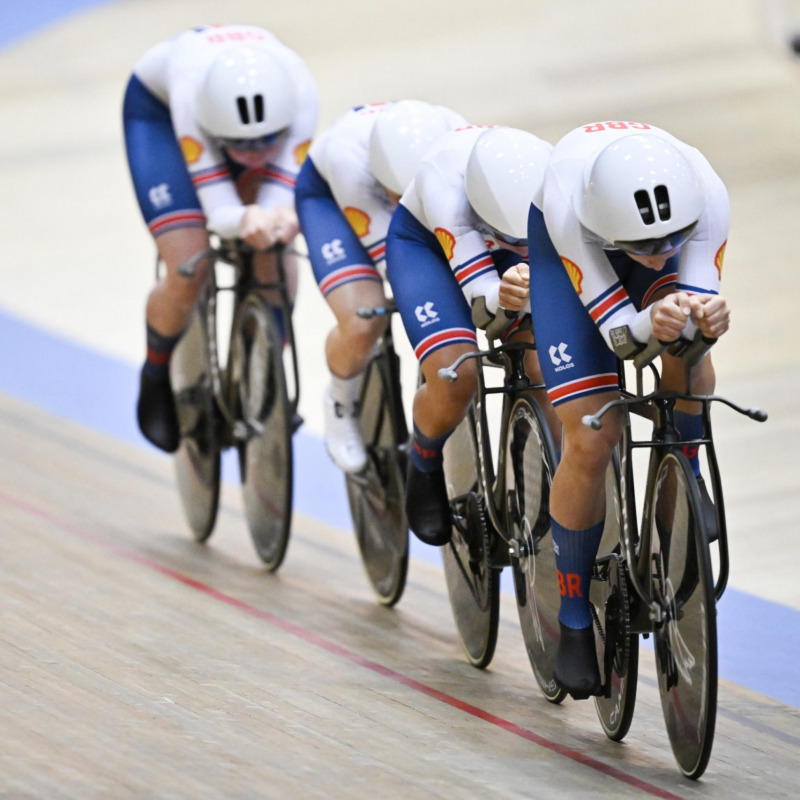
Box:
(294, 140, 311, 165)
(715, 241, 726, 278)
(561, 257, 583, 294)
(180, 136, 203, 164)
(344, 207, 371, 237)
(435, 228, 455, 260)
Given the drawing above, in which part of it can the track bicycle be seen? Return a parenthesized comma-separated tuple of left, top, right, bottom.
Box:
(343, 300, 410, 607)
(167, 238, 301, 571)
(537, 333, 766, 780)
(438, 334, 572, 690)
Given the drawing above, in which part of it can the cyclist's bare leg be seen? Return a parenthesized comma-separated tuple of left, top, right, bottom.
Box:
(321, 277, 389, 473)
(414, 343, 479, 438)
(550, 392, 622, 530)
(325, 278, 389, 379)
(147, 227, 211, 336)
(548, 391, 623, 698)
(660, 350, 718, 533)
(253, 246, 298, 308)
(406, 342, 479, 546)
(660, 349, 716, 412)
(138, 226, 212, 453)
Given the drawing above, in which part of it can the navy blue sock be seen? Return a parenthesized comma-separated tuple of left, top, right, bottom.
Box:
(409, 423, 452, 473)
(551, 517, 604, 629)
(675, 410, 703, 476)
(271, 305, 289, 346)
(143, 325, 180, 380)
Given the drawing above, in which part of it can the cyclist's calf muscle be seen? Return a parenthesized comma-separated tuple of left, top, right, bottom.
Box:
(148, 227, 211, 336)
(550, 392, 622, 530)
(414, 345, 479, 438)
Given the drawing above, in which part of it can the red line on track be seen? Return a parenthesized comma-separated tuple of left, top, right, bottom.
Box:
(4, 491, 686, 800)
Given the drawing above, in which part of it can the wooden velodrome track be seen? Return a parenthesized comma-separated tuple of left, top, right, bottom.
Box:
(2, 0, 800, 797)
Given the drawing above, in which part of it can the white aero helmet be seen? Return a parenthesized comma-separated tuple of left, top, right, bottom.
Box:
(196, 46, 298, 142)
(368, 100, 466, 195)
(575, 133, 706, 255)
(465, 127, 552, 242)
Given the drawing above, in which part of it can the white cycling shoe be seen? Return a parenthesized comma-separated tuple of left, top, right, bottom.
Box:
(324, 388, 368, 474)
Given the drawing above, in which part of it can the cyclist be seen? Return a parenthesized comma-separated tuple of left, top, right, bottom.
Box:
(295, 101, 467, 473)
(386, 125, 559, 546)
(527, 121, 731, 699)
(123, 24, 318, 452)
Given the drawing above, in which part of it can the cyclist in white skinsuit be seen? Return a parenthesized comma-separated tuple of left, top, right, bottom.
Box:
(526, 120, 731, 698)
(386, 126, 559, 545)
(295, 101, 467, 473)
(123, 24, 318, 452)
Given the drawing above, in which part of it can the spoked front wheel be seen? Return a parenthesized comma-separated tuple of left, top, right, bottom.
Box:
(504, 395, 564, 703)
(442, 412, 500, 669)
(650, 451, 717, 780)
(171, 306, 221, 541)
(230, 293, 293, 572)
(345, 345, 409, 607)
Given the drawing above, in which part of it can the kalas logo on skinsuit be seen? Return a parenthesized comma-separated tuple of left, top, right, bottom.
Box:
(715, 240, 727, 278)
(549, 342, 574, 372)
(434, 227, 455, 261)
(148, 183, 173, 210)
(561, 257, 583, 295)
(294, 140, 311, 165)
(180, 136, 203, 164)
(344, 207, 371, 237)
(415, 301, 439, 327)
(321, 238, 346, 265)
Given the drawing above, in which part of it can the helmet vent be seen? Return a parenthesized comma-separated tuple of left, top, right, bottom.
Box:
(634, 190, 655, 225)
(634, 185, 672, 226)
(253, 94, 265, 123)
(236, 97, 250, 125)
(654, 185, 671, 221)
(235, 95, 266, 126)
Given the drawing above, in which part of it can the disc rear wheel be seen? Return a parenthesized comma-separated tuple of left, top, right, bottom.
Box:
(230, 294, 293, 571)
(442, 412, 499, 669)
(171, 307, 221, 542)
(504, 395, 564, 702)
(592, 456, 638, 741)
(345, 347, 409, 606)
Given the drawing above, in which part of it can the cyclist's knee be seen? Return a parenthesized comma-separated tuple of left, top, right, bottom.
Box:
(339, 313, 388, 353)
(416, 356, 477, 430)
(661, 351, 716, 394)
(559, 401, 621, 472)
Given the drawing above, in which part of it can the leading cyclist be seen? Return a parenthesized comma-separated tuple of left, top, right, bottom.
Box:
(123, 24, 318, 452)
(295, 101, 467, 473)
(527, 121, 731, 699)
(386, 125, 560, 547)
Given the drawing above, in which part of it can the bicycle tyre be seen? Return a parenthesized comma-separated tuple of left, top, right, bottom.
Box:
(592, 457, 639, 741)
(504, 395, 565, 703)
(171, 306, 221, 542)
(442, 411, 500, 669)
(650, 450, 717, 780)
(229, 293, 293, 571)
(345, 343, 409, 607)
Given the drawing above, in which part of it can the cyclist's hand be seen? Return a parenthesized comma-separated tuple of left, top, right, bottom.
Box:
(498, 264, 530, 312)
(688, 293, 730, 338)
(650, 291, 694, 341)
(240, 205, 299, 249)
